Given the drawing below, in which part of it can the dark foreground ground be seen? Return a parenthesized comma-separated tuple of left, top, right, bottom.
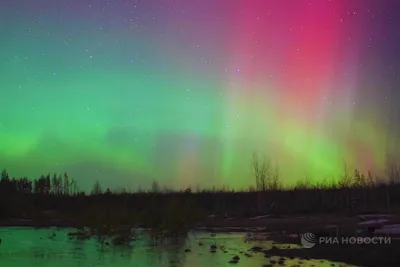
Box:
(260, 241, 400, 267)
(1, 214, 399, 267)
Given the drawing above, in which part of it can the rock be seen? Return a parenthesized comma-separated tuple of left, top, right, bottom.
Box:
(229, 256, 239, 264)
(249, 246, 263, 252)
(210, 245, 217, 253)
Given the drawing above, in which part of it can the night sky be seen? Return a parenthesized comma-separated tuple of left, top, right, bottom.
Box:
(1, 0, 400, 191)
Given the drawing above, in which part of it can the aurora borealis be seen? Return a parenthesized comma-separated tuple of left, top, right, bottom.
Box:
(1, 0, 400, 191)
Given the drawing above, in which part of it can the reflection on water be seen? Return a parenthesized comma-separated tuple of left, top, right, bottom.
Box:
(0, 227, 351, 267)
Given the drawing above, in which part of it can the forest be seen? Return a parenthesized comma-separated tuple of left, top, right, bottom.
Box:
(1, 155, 400, 233)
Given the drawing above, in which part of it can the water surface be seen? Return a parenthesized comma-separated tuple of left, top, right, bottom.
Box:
(0, 227, 352, 267)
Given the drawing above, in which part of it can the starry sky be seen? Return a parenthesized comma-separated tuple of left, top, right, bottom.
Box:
(1, 0, 400, 191)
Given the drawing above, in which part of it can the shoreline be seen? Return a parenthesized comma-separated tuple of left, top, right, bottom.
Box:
(1, 214, 399, 235)
(0, 219, 85, 229)
(0, 214, 359, 231)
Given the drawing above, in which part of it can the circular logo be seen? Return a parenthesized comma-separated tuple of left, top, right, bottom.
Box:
(301, 233, 317, 248)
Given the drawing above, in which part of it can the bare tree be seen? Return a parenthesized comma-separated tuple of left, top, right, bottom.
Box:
(151, 180, 160, 193)
(252, 152, 282, 191)
(386, 162, 400, 184)
(367, 171, 375, 187)
(70, 178, 78, 195)
(51, 173, 60, 195)
(252, 152, 270, 191)
(252, 153, 261, 191)
(339, 161, 352, 188)
(353, 169, 367, 187)
(91, 180, 102, 195)
(295, 175, 312, 189)
(63, 172, 75, 195)
(270, 166, 280, 190)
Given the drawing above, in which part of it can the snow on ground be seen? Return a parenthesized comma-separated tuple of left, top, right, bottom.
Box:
(358, 219, 389, 226)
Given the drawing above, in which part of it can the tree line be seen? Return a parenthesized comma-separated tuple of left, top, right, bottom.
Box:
(0, 169, 78, 195)
(251, 152, 400, 191)
(2, 154, 400, 197)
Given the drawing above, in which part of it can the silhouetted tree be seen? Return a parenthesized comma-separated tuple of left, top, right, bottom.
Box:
(1, 169, 9, 181)
(151, 181, 160, 193)
(354, 169, 367, 187)
(270, 166, 281, 190)
(339, 162, 352, 188)
(295, 176, 312, 189)
(16, 177, 32, 194)
(252, 153, 280, 191)
(367, 171, 375, 187)
(0, 169, 9, 192)
(63, 172, 70, 195)
(9, 178, 18, 194)
(34, 175, 47, 195)
(387, 163, 400, 184)
(33, 179, 40, 194)
(252, 153, 268, 191)
(91, 180, 102, 195)
(0, 169, 15, 194)
(44, 173, 51, 194)
(32, 175, 50, 195)
(70, 178, 78, 195)
(51, 173, 59, 195)
(57, 173, 63, 194)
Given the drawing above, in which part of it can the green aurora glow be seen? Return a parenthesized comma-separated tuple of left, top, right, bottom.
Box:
(1, 0, 400, 190)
